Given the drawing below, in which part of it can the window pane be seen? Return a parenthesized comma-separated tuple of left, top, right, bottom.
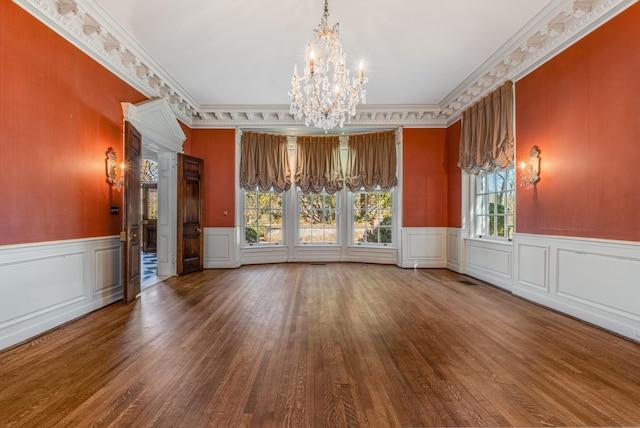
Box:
(297, 191, 338, 244)
(506, 168, 516, 190)
(243, 190, 284, 245)
(496, 171, 505, 192)
(245, 227, 258, 243)
(352, 191, 393, 246)
(379, 227, 392, 244)
(256, 227, 266, 243)
(487, 174, 496, 192)
(506, 192, 515, 214)
(474, 167, 515, 241)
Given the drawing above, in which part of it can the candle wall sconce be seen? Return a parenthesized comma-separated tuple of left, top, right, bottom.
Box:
(105, 147, 124, 192)
(520, 145, 540, 188)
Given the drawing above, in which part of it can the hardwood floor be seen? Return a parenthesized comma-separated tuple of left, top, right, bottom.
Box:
(1, 264, 639, 427)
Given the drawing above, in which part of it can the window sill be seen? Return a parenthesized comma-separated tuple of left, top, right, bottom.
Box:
(242, 243, 284, 249)
(348, 244, 397, 250)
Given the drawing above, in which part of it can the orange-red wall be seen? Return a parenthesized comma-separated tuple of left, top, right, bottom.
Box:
(446, 121, 462, 228)
(11, 0, 638, 244)
(0, 2, 146, 246)
(516, 2, 640, 242)
(179, 121, 193, 155)
(189, 129, 236, 228)
(402, 128, 448, 227)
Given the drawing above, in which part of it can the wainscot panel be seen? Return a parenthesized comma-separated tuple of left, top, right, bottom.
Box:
(446, 228, 464, 273)
(240, 246, 289, 266)
(400, 228, 447, 268)
(344, 246, 398, 265)
(290, 245, 342, 263)
(515, 239, 548, 292)
(0, 237, 122, 351)
(513, 233, 640, 343)
(464, 238, 513, 290)
(204, 228, 239, 268)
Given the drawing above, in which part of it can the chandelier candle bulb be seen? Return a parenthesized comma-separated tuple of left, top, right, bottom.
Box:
(359, 61, 364, 83)
(309, 51, 315, 73)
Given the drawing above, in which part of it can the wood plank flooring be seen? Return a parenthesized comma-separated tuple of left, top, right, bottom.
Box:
(1, 264, 639, 427)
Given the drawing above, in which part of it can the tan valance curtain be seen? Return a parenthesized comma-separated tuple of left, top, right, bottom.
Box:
(239, 131, 291, 193)
(345, 130, 397, 192)
(295, 136, 343, 194)
(458, 80, 514, 174)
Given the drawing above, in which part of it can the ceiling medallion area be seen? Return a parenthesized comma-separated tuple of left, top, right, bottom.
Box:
(18, 0, 632, 129)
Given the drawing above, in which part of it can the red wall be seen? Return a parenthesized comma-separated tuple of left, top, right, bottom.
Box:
(0, 2, 146, 246)
(189, 129, 236, 228)
(516, 3, 640, 242)
(179, 121, 193, 155)
(402, 128, 448, 227)
(446, 121, 462, 228)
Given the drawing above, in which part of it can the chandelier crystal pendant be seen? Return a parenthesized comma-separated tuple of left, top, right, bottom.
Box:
(289, 0, 368, 132)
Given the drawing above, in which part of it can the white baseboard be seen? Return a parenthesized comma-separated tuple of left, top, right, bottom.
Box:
(0, 237, 122, 351)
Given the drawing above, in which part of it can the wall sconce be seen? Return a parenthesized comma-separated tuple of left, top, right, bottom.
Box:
(520, 145, 540, 188)
(105, 147, 124, 192)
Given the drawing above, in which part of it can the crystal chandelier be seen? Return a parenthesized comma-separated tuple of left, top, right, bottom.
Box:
(289, 0, 367, 132)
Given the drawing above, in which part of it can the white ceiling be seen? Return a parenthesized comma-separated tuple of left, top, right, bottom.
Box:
(95, 0, 553, 107)
(17, 0, 635, 130)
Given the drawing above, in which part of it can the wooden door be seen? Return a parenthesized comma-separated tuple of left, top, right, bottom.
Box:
(123, 121, 142, 303)
(142, 183, 158, 253)
(177, 154, 204, 275)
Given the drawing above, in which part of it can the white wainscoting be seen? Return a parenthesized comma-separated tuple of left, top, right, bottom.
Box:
(203, 228, 239, 268)
(240, 246, 289, 266)
(343, 246, 398, 265)
(446, 228, 464, 273)
(205, 227, 399, 267)
(400, 228, 447, 268)
(289, 245, 342, 263)
(0, 237, 122, 351)
(464, 238, 513, 291)
(514, 233, 640, 342)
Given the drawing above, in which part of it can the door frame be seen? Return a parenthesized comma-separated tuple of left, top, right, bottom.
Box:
(122, 99, 187, 279)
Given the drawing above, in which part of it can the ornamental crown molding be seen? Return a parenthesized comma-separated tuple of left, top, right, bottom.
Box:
(13, 0, 639, 129)
(440, 0, 637, 124)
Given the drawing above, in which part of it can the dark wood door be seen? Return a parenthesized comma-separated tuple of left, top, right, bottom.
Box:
(177, 154, 204, 275)
(142, 183, 158, 253)
(123, 121, 142, 303)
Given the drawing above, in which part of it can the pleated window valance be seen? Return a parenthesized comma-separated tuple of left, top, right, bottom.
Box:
(345, 130, 398, 192)
(458, 81, 514, 174)
(295, 136, 344, 194)
(239, 131, 291, 193)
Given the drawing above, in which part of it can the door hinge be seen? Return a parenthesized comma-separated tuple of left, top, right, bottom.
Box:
(119, 231, 127, 242)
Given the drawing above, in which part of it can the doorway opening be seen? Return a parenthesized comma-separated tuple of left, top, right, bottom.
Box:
(140, 158, 163, 289)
